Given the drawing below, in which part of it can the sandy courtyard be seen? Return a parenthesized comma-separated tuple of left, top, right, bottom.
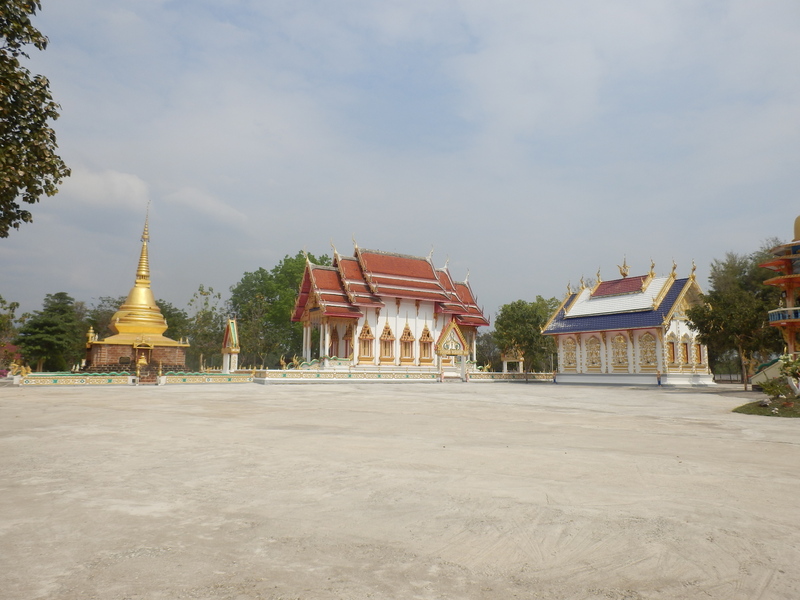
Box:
(1, 382, 798, 600)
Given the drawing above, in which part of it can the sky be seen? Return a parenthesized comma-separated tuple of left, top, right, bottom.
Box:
(4, 0, 800, 323)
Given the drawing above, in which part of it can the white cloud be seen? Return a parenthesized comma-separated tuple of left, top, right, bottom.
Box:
(59, 166, 149, 210)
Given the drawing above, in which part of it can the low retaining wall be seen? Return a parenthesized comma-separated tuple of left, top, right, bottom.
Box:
(18, 373, 135, 386)
(162, 374, 253, 384)
(255, 370, 439, 383)
(14, 372, 254, 386)
(11, 371, 554, 386)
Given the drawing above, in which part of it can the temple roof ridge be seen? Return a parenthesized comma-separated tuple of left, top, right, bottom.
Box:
(358, 247, 435, 263)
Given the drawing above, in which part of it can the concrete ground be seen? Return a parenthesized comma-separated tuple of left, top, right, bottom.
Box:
(0, 382, 797, 600)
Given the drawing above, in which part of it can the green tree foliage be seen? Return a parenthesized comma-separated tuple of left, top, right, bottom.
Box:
(86, 295, 126, 338)
(229, 252, 330, 367)
(1, 1, 70, 237)
(475, 331, 500, 371)
(0, 294, 20, 366)
(157, 299, 190, 342)
(13, 292, 86, 371)
(0, 294, 18, 340)
(186, 285, 226, 371)
(493, 296, 560, 373)
(687, 243, 784, 389)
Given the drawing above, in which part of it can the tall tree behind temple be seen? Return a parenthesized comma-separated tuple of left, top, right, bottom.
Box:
(687, 240, 784, 389)
(13, 292, 86, 371)
(186, 285, 225, 371)
(230, 252, 331, 367)
(0, 1, 70, 237)
(493, 296, 560, 373)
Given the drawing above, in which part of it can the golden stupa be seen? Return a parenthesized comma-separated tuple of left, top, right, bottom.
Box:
(85, 216, 188, 371)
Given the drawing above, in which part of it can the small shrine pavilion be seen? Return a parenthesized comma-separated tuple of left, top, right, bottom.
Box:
(84, 217, 189, 377)
(760, 215, 800, 356)
(291, 243, 489, 377)
(542, 260, 713, 385)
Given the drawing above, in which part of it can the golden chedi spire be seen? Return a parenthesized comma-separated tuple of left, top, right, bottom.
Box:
(104, 216, 179, 344)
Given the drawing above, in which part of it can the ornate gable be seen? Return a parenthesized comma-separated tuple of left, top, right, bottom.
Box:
(436, 321, 469, 356)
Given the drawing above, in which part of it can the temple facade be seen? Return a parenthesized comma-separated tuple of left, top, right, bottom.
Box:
(85, 217, 189, 378)
(291, 244, 489, 377)
(542, 261, 713, 385)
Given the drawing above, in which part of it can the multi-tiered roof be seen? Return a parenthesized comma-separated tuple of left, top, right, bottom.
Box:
(292, 246, 489, 327)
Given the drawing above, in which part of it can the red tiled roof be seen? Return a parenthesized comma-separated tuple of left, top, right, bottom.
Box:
(292, 245, 489, 327)
(454, 281, 490, 326)
(591, 275, 648, 297)
(337, 256, 383, 307)
(357, 249, 452, 301)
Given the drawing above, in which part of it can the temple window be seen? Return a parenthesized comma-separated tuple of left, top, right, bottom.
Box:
(694, 343, 702, 364)
(680, 343, 689, 364)
(400, 324, 415, 361)
(668, 342, 676, 364)
(419, 326, 434, 361)
(380, 323, 395, 360)
(640, 333, 657, 366)
(611, 334, 627, 366)
(563, 338, 577, 367)
(359, 322, 374, 360)
(586, 337, 601, 367)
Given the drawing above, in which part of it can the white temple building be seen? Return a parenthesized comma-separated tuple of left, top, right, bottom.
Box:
(291, 244, 489, 379)
(542, 261, 713, 385)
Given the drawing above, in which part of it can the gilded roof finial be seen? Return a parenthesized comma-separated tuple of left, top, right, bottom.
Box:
(649, 258, 656, 278)
(136, 215, 151, 284)
(671, 259, 677, 276)
(690, 259, 697, 280)
(596, 267, 602, 284)
(618, 256, 630, 278)
(567, 281, 573, 296)
(579, 276, 586, 290)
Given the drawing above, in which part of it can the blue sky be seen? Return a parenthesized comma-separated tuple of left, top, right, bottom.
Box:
(4, 0, 800, 321)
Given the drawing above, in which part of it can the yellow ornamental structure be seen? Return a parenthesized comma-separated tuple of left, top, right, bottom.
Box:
(85, 217, 189, 377)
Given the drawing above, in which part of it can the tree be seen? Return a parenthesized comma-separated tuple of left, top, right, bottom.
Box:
(0, 294, 18, 341)
(13, 292, 86, 371)
(229, 252, 330, 367)
(1, 1, 70, 237)
(86, 295, 126, 338)
(475, 331, 500, 371)
(156, 299, 190, 342)
(687, 243, 784, 390)
(493, 296, 560, 373)
(186, 285, 226, 371)
(0, 294, 20, 366)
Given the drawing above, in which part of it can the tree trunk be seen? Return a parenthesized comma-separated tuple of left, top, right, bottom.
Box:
(738, 345, 748, 391)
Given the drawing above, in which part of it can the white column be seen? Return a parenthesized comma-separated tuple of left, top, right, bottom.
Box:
(222, 353, 230, 374)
